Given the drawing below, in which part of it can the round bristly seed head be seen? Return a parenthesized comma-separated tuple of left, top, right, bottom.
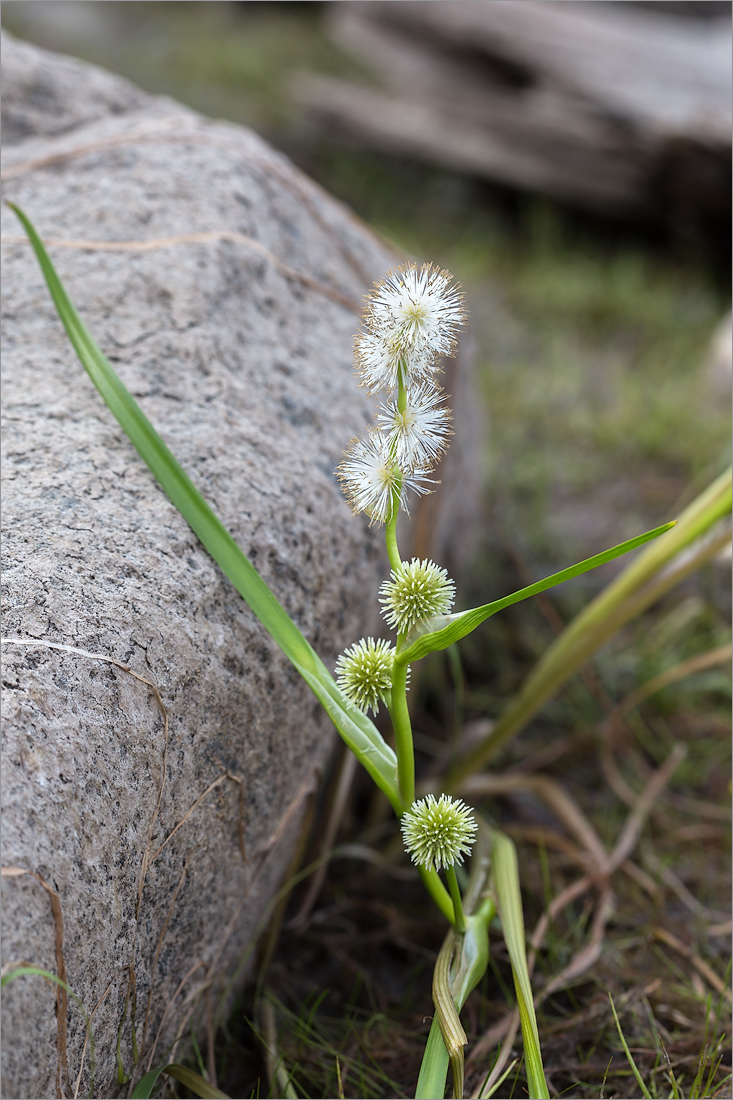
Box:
(355, 262, 467, 394)
(336, 432, 433, 525)
(380, 557, 455, 633)
(401, 794, 477, 872)
(334, 637, 395, 715)
(376, 384, 452, 473)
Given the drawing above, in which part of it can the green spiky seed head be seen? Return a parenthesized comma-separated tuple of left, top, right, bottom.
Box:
(380, 557, 455, 634)
(401, 793, 477, 872)
(334, 637, 395, 715)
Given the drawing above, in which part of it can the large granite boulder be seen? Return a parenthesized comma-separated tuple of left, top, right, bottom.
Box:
(1, 32, 479, 1099)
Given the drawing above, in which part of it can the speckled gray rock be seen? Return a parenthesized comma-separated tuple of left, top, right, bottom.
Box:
(1, 26, 150, 143)
(1, 33, 376, 1100)
(1, 32, 481, 1100)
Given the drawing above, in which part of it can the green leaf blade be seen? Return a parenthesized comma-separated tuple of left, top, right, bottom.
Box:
(415, 1014, 450, 1100)
(452, 466, 731, 778)
(397, 521, 676, 665)
(491, 830, 549, 1100)
(130, 1065, 167, 1099)
(10, 203, 402, 813)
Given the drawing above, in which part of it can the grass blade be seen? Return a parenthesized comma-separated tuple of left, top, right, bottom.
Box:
(130, 1065, 169, 1099)
(397, 522, 675, 665)
(163, 1064, 231, 1099)
(131, 1063, 231, 1099)
(10, 203, 402, 813)
(479, 1058, 519, 1099)
(608, 994, 653, 1100)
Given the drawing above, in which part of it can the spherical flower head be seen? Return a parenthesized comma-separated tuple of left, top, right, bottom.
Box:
(335, 637, 395, 715)
(376, 384, 452, 473)
(336, 431, 432, 525)
(401, 794, 477, 872)
(354, 327, 433, 395)
(356, 262, 466, 394)
(380, 557, 456, 633)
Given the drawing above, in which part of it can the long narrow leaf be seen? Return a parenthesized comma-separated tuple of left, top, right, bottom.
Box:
(164, 1064, 231, 1099)
(608, 995, 653, 1100)
(490, 831, 549, 1100)
(11, 204, 402, 813)
(415, 1013, 450, 1100)
(416, 912, 494, 1100)
(452, 466, 731, 779)
(130, 1065, 168, 1099)
(396, 523, 675, 666)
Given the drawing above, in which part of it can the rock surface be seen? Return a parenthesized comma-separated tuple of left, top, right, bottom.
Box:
(0, 33, 478, 1099)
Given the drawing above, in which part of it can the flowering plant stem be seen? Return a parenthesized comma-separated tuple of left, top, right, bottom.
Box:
(397, 376, 408, 415)
(385, 509, 403, 574)
(445, 867, 466, 933)
(389, 655, 415, 807)
(418, 868, 455, 924)
(20, 217, 684, 1099)
(417, 819, 501, 1100)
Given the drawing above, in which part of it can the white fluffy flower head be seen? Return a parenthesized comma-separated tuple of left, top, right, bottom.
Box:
(380, 557, 456, 633)
(335, 637, 395, 715)
(336, 432, 432, 525)
(401, 794, 477, 872)
(376, 385, 452, 473)
(354, 328, 428, 395)
(356, 263, 466, 394)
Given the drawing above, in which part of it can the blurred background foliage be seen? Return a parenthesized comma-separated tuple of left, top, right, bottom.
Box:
(3, 4, 730, 1096)
(4, 1, 729, 571)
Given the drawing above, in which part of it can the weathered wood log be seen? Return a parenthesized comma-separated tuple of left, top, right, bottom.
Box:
(293, 0, 731, 222)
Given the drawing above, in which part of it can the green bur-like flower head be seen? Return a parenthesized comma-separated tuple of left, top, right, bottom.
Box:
(334, 636, 395, 715)
(380, 557, 455, 634)
(401, 793, 477, 872)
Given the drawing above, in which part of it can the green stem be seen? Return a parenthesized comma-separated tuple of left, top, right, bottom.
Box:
(389, 659, 415, 806)
(419, 867, 455, 924)
(385, 509, 402, 573)
(384, 371, 408, 573)
(397, 375, 408, 414)
(445, 866, 466, 933)
(415, 824, 497, 1100)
